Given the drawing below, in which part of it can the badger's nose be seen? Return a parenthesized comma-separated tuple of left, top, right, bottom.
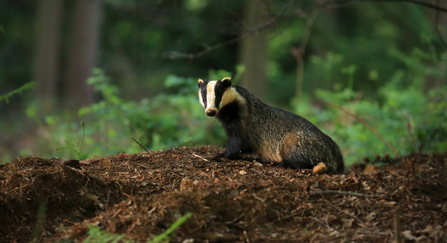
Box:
(206, 110, 217, 117)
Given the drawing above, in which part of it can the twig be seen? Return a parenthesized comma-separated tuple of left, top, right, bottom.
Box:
(192, 153, 209, 162)
(163, 1, 297, 61)
(356, 0, 447, 13)
(406, 158, 416, 176)
(243, 231, 251, 243)
(394, 205, 402, 243)
(224, 213, 246, 225)
(162, 0, 447, 61)
(309, 190, 384, 198)
(131, 137, 149, 153)
(122, 192, 138, 210)
(356, 230, 390, 236)
(434, 0, 447, 48)
(325, 102, 400, 157)
(316, 191, 365, 224)
(103, 191, 111, 227)
(309, 216, 339, 233)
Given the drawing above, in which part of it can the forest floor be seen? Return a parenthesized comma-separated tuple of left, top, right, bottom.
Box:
(0, 146, 446, 243)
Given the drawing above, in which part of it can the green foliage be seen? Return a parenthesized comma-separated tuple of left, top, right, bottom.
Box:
(76, 69, 226, 157)
(25, 68, 243, 160)
(56, 122, 85, 160)
(0, 82, 35, 103)
(82, 212, 192, 243)
(149, 212, 192, 243)
(294, 44, 447, 164)
(2, 0, 445, 164)
(84, 225, 125, 243)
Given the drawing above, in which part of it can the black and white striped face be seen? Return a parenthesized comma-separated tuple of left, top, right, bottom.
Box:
(198, 77, 239, 117)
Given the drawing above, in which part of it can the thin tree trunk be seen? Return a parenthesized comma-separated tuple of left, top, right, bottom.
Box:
(239, 0, 269, 100)
(32, 0, 64, 113)
(64, 0, 102, 110)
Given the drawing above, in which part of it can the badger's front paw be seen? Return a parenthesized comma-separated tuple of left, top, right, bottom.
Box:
(223, 150, 240, 160)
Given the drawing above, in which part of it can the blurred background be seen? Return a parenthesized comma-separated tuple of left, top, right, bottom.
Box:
(1, 0, 446, 165)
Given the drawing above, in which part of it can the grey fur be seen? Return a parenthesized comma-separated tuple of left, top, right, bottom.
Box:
(198, 78, 344, 174)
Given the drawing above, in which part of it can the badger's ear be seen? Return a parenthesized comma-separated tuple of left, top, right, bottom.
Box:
(222, 77, 232, 87)
(198, 79, 204, 88)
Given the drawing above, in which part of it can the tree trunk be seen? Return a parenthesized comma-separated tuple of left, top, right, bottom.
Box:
(238, 0, 269, 100)
(64, 0, 102, 110)
(32, 0, 64, 113)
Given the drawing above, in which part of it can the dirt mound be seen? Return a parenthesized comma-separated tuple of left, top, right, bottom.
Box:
(1, 146, 446, 242)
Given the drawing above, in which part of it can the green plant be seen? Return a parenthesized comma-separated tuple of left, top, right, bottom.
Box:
(294, 43, 447, 164)
(149, 212, 192, 243)
(84, 225, 125, 243)
(28, 67, 243, 160)
(0, 82, 36, 103)
(56, 121, 86, 160)
(76, 69, 227, 156)
(81, 212, 192, 243)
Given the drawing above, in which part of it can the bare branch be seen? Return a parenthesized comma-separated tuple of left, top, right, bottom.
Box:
(163, 0, 298, 60)
(356, 0, 447, 12)
(132, 137, 149, 153)
(434, 0, 447, 48)
(291, 10, 319, 102)
(164, 0, 447, 60)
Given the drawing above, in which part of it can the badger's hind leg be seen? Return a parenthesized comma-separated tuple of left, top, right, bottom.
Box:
(279, 134, 315, 170)
(280, 152, 314, 169)
(279, 133, 344, 173)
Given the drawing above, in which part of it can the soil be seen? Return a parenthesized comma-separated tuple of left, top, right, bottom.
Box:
(0, 146, 446, 243)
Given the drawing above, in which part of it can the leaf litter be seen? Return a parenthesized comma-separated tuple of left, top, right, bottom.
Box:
(0, 146, 446, 242)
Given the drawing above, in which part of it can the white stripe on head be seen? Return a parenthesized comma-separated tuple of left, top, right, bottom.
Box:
(205, 81, 218, 112)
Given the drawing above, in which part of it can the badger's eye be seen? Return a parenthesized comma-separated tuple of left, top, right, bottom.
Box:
(200, 89, 207, 108)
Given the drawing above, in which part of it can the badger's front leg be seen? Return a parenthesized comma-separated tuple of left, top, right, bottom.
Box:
(223, 136, 243, 159)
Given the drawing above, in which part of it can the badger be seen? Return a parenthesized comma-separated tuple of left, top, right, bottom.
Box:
(198, 77, 344, 174)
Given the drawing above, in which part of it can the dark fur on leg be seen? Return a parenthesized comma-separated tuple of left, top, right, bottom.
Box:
(281, 152, 314, 170)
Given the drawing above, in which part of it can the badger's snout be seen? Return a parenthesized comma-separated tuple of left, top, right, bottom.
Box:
(206, 109, 217, 117)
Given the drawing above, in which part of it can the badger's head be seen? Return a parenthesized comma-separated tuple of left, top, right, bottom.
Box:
(197, 77, 242, 117)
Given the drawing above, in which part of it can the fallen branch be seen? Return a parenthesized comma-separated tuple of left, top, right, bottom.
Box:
(310, 190, 384, 198)
(325, 102, 400, 157)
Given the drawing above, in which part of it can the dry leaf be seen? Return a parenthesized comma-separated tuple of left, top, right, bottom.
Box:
(341, 218, 354, 228)
(401, 230, 426, 241)
(363, 164, 379, 174)
(180, 178, 193, 192)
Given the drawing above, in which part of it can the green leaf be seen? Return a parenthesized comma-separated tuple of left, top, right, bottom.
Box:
(1, 82, 36, 104)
